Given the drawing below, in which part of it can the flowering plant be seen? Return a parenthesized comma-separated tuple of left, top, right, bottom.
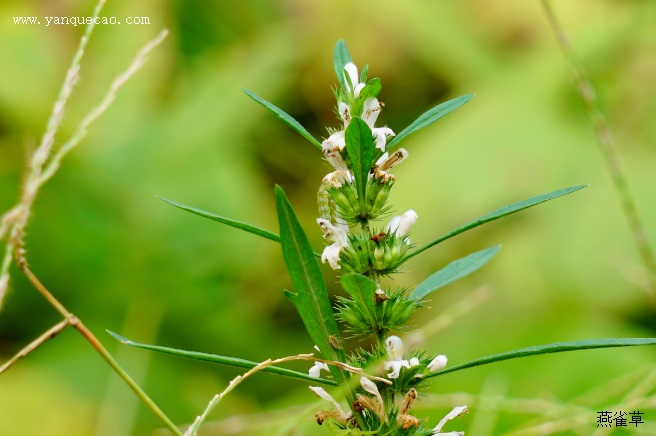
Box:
(109, 40, 656, 435)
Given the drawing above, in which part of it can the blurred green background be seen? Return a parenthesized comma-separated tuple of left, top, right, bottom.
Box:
(1, 0, 655, 434)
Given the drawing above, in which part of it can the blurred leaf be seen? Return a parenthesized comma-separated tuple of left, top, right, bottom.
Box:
(334, 39, 352, 91)
(242, 88, 321, 149)
(275, 186, 351, 388)
(411, 245, 500, 300)
(107, 331, 336, 387)
(340, 274, 377, 325)
(409, 185, 587, 259)
(427, 338, 656, 378)
(345, 117, 376, 215)
(159, 196, 280, 243)
(386, 94, 475, 152)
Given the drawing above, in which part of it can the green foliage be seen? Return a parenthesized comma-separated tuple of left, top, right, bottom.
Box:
(242, 88, 322, 149)
(159, 196, 281, 243)
(409, 185, 587, 259)
(107, 331, 336, 386)
(275, 186, 351, 388)
(426, 338, 656, 379)
(385, 94, 475, 151)
(333, 39, 352, 91)
(411, 245, 500, 300)
(344, 117, 376, 217)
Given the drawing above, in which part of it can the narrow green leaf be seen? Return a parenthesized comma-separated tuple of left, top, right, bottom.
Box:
(275, 186, 350, 387)
(340, 274, 377, 325)
(345, 117, 375, 214)
(408, 185, 587, 260)
(159, 196, 280, 243)
(386, 94, 474, 152)
(411, 245, 500, 300)
(107, 331, 336, 387)
(242, 88, 322, 149)
(426, 338, 656, 379)
(334, 39, 352, 91)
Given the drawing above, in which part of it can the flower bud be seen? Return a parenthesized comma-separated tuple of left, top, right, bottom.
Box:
(427, 354, 448, 372)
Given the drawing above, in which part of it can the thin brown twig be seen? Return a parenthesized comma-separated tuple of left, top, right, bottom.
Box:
(541, 0, 656, 301)
(0, 319, 70, 375)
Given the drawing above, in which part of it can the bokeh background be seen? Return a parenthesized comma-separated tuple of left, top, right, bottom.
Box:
(1, 0, 655, 434)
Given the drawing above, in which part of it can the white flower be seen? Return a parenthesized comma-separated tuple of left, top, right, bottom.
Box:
(309, 361, 330, 378)
(322, 130, 346, 153)
(385, 335, 404, 359)
(384, 359, 411, 379)
(387, 209, 418, 237)
(409, 357, 420, 367)
(427, 354, 448, 372)
(373, 148, 408, 182)
(317, 218, 350, 270)
(432, 405, 468, 435)
(309, 386, 350, 421)
(384, 336, 412, 379)
(360, 377, 384, 407)
(343, 62, 365, 97)
(362, 98, 395, 151)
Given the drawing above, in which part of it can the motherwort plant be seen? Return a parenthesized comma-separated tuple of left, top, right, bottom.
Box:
(110, 40, 656, 435)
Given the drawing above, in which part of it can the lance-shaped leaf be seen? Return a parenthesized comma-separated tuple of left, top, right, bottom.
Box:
(412, 245, 500, 300)
(426, 338, 656, 379)
(340, 274, 377, 325)
(107, 331, 336, 387)
(159, 196, 280, 243)
(242, 88, 321, 149)
(408, 185, 586, 260)
(385, 94, 474, 152)
(275, 186, 351, 388)
(345, 117, 376, 216)
(334, 39, 352, 91)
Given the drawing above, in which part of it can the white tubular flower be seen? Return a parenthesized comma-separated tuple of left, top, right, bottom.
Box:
(323, 170, 350, 188)
(383, 336, 411, 379)
(309, 386, 350, 421)
(374, 148, 408, 182)
(384, 359, 411, 379)
(338, 102, 352, 127)
(317, 218, 350, 270)
(409, 357, 420, 367)
(309, 361, 330, 378)
(362, 98, 395, 151)
(322, 130, 346, 153)
(427, 354, 448, 372)
(387, 209, 418, 237)
(432, 405, 468, 435)
(343, 62, 365, 97)
(385, 335, 404, 359)
(360, 377, 384, 408)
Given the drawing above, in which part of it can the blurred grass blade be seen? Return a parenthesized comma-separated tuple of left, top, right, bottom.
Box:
(242, 88, 322, 149)
(411, 246, 500, 300)
(427, 338, 656, 379)
(334, 39, 352, 90)
(158, 196, 280, 243)
(409, 185, 586, 259)
(107, 331, 336, 387)
(345, 117, 376, 214)
(385, 94, 474, 151)
(275, 186, 351, 388)
(340, 274, 377, 325)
